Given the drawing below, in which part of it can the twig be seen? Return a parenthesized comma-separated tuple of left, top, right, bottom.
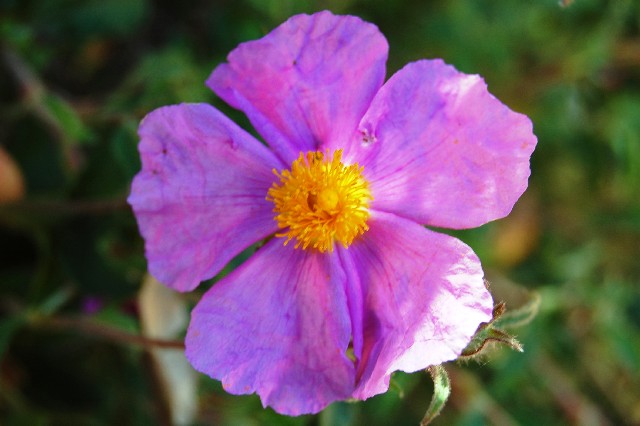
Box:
(0, 197, 129, 216)
(34, 315, 185, 350)
(2, 47, 62, 138)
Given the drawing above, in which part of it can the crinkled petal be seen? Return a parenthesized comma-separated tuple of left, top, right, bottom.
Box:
(208, 11, 388, 165)
(185, 238, 355, 416)
(128, 103, 282, 292)
(346, 211, 493, 399)
(345, 59, 537, 229)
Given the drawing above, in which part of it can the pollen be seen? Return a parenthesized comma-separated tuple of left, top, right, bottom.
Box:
(267, 149, 372, 252)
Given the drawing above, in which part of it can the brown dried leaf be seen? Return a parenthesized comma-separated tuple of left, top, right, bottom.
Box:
(0, 146, 25, 204)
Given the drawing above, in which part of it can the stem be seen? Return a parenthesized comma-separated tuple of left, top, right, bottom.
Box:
(32, 315, 185, 350)
(0, 198, 129, 216)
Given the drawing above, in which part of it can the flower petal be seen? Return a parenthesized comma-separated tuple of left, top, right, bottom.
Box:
(185, 238, 354, 415)
(346, 211, 493, 399)
(346, 59, 537, 229)
(128, 103, 282, 292)
(208, 11, 388, 165)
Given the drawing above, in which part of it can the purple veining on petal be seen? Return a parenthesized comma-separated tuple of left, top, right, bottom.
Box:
(347, 211, 493, 399)
(208, 11, 388, 165)
(344, 59, 537, 229)
(185, 238, 354, 415)
(128, 103, 282, 292)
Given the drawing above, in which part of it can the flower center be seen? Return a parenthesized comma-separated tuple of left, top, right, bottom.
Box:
(267, 149, 372, 252)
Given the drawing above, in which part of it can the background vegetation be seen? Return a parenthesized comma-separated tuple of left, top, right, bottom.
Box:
(1, 0, 639, 424)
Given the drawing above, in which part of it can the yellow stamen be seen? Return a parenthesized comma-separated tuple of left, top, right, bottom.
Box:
(266, 150, 372, 252)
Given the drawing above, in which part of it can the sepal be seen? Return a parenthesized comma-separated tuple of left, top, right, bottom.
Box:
(460, 284, 540, 359)
(420, 365, 451, 425)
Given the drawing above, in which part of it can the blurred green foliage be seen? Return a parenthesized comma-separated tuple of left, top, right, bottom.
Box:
(1, 0, 640, 424)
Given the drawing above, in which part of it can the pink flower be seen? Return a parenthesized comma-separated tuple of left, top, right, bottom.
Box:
(128, 11, 536, 416)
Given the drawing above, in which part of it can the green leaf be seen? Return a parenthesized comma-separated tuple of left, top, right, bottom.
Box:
(493, 291, 541, 330)
(420, 365, 451, 426)
(93, 305, 139, 334)
(42, 93, 91, 144)
(37, 286, 75, 315)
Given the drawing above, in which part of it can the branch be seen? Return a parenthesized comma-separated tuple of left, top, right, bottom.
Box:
(34, 315, 185, 350)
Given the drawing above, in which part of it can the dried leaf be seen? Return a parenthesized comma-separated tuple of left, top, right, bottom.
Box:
(139, 274, 197, 425)
(0, 146, 25, 204)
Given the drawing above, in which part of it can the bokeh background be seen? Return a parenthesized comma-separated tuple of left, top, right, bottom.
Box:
(1, 0, 640, 425)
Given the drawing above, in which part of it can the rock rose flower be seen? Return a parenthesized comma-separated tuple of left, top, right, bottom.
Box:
(128, 11, 537, 416)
